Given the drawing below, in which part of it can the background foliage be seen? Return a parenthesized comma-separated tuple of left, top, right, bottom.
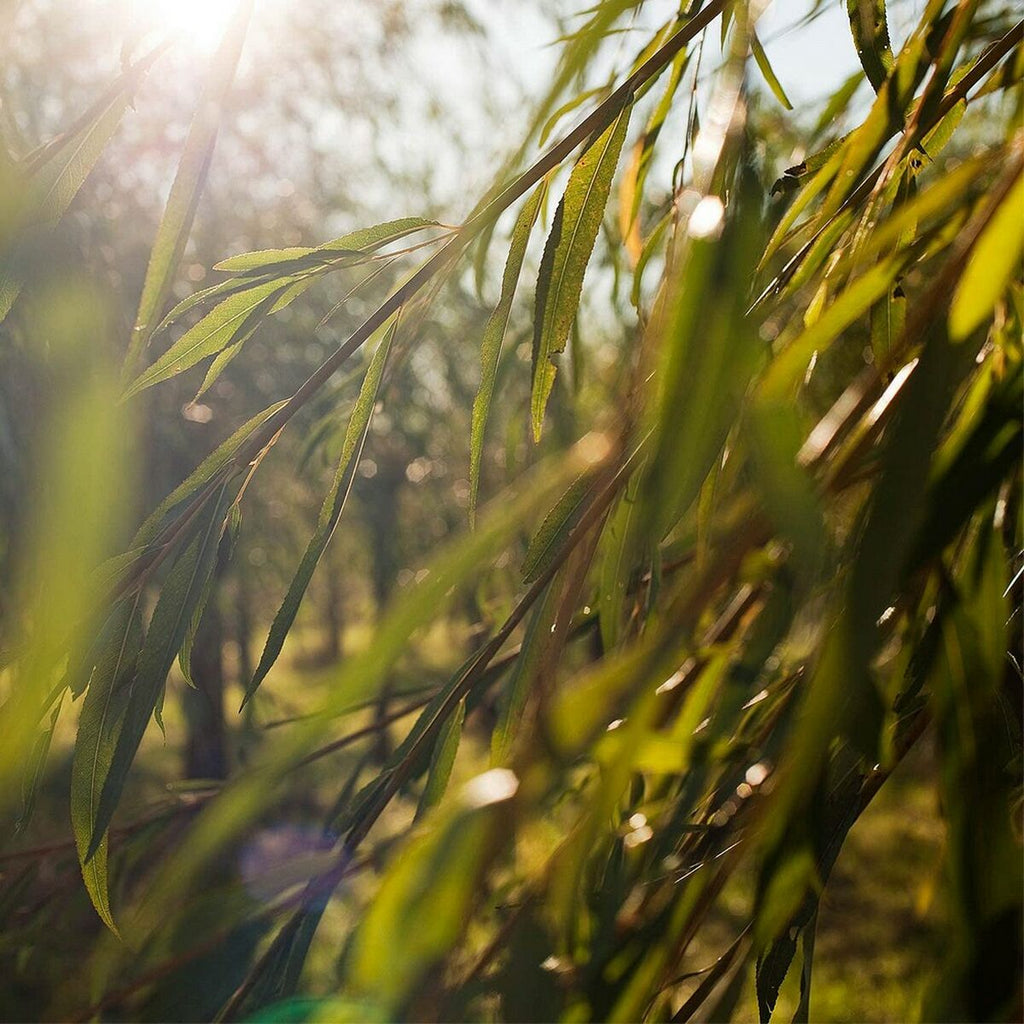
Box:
(0, 1, 1021, 1021)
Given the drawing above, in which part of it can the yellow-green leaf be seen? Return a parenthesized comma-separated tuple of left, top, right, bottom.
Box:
(244, 319, 398, 705)
(949, 170, 1024, 341)
(470, 183, 545, 525)
(123, 1, 253, 381)
(532, 106, 631, 440)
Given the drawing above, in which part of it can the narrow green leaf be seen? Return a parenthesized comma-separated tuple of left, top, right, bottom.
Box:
(949, 170, 1024, 341)
(151, 273, 271, 337)
(89, 489, 230, 860)
(71, 597, 144, 934)
(760, 152, 842, 271)
(29, 50, 161, 225)
(123, 0, 253, 382)
(643, 172, 764, 539)
(214, 217, 440, 275)
(846, 155, 984, 266)
(597, 481, 640, 653)
(415, 697, 466, 820)
(491, 580, 559, 765)
(631, 210, 670, 311)
(869, 281, 906, 364)
(131, 400, 286, 550)
(178, 503, 239, 688)
(522, 474, 593, 584)
(531, 106, 631, 440)
(629, 52, 687, 231)
(244, 319, 398, 705)
(213, 247, 324, 273)
(469, 183, 545, 525)
(348, 791, 501, 1010)
(0, 48, 163, 321)
(846, 0, 894, 93)
(16, 693, 63, 836)
(192, 337, 247, 403)
(811, 71, 862, 140)
(793, 913, 818, 1024)
(123, 280, 288, 398)
(760, 254, 906, 399)
(538, 87, 609, 148)
(751, 30, 793, 110)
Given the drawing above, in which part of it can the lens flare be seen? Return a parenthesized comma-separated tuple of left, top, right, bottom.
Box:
(143, 0, 241, 54)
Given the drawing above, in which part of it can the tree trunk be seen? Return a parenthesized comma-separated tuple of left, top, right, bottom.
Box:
(322, 565, 344, 662)
(183, 598, 228, 781)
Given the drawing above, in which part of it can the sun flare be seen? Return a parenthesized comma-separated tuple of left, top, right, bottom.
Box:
(144, 0, 241, 54)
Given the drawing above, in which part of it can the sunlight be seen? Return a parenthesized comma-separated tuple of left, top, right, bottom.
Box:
(145, 0, 240, 54)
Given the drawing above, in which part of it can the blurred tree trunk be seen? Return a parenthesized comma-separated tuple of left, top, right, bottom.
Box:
(322, 565, 344, 662)
(235, 570, 254, 686)
(367, 469, 402, 615)
(183, 598, 228, 781)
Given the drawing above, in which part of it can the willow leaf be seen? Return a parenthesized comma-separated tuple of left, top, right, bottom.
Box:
(469, 184, 545, 525)
(949, 170, 1024, 341)
(491, 581, 559, 765)
(846, 0, 894, 93)
(123, 0, 253, 381)
(214, 217, 440, 275)
(522, 474, 593, 584)
(531, 106, 631, 440)
(631, 210, 670, 311)
(29, 49, 161, 225)
(415, 697, 466, 820)
(597, 482, 640, 654)
(752, 30, 792, 110)
(178, 503, 240, 687)
(71, 597, 144, 934)
(88, 490, 229, 860)
(213, 246, 325, 273)
(538, 87, 609, 148)
(16, 693, 63, 836)
(811, 71, 862, 140)
(193, 336, 247, 403)
(846, 156, 984, 267)
(760, 254, 906, 399)
(0, 48, 162, 322)
(132, 400, 286, 550)
(123, 279, 288, 397)
(152, 273, 270, 337)
(244, 319, 398, 705)
(629, 50, 686, 232)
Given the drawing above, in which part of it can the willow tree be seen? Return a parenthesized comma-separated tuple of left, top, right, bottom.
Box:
(1, 1, 1021, 1021)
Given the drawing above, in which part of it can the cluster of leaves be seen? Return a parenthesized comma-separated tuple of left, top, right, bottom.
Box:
(1, 0, 1022, 1020)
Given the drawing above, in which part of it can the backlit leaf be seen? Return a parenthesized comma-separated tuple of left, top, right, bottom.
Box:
(123, 1, 253, 381)
(469, 183, 545, 525)
(846, 0, 895, 92)
(244, 319, 398, 705)
(949, 169, 1024, 341)
(415, 697, 465, 819)
(751, 30, 792, 110)
(532, 106, 631, 439)
(71, 597, 144, 934)
(88, 488, 230, 860)
(123, 280, 289, 397)
(214, 217, 440, 275)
